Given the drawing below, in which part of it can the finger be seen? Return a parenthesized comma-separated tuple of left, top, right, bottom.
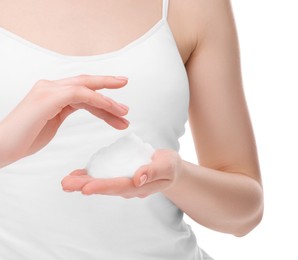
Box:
(70, 169, 88, 176)
(133, 180, 171, 198)
(81, 177, 134, 195)
(96, 95, 129, 117)
(58, 105, 77, 122)
(133, 161, 173, 187)
(61, 169, 93, 191)
(64, 86, 129, 117)
(53, 75, 128, 90)
(71, 103, 129, 130)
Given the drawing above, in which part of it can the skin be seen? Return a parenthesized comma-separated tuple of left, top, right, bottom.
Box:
(0, 0, 263, 237)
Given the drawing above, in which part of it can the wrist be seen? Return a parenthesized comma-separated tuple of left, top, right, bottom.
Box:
(162, 157, 188, 198)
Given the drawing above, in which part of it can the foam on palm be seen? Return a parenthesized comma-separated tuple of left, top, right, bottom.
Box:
(86, 132, 155, 178)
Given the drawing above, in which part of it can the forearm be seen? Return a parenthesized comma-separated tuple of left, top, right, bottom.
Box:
(163, 160, 264, 237)
(0, 107, 47, 168)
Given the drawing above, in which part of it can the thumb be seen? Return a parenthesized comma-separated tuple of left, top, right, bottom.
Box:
(132, 164, 151, 187)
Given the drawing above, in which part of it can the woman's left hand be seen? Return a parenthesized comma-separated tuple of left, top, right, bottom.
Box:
(61, 149, 182, 198)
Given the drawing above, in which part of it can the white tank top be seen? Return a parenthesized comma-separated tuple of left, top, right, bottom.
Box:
(0, 1, 212, 259)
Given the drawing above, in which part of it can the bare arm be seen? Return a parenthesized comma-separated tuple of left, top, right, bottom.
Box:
(0, 75, 129, 168)
(60, 0, 264, 237)
(163, 0, 263, 236)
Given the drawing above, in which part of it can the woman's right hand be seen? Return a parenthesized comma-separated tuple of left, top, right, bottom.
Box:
(0, 75, 129, 168)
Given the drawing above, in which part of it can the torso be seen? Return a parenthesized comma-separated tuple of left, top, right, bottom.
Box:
(0, 1, 211, 259)
(0, 0, 204, 64)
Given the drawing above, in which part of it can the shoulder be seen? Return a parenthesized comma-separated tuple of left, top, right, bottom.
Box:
(168, 0, 235, 63)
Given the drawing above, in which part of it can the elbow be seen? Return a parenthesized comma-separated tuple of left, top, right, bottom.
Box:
(233, 208, 263, 237)
(233, 183, 264, 237)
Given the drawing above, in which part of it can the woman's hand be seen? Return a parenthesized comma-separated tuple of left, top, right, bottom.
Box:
(0, 75, 129, 167)
(61, 149, 183, 199)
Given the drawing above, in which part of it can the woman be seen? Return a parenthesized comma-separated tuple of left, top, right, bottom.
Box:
(0, 0, 263, 259)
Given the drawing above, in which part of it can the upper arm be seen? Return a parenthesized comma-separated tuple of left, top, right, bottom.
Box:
(185, 0, 261, 183)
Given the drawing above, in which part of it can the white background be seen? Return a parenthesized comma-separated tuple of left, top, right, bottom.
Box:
(179, 1, 298, 259)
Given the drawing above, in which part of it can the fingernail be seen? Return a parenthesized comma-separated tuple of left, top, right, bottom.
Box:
(139, 175, 147, 187)
(64, 189, 73, 192)
(120, 117, 130, 125)
(119, 103, 129, 112)
(114, 76, 128, 81)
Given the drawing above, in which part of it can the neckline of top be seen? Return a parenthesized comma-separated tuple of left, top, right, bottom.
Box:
(0, 19, 169, 62)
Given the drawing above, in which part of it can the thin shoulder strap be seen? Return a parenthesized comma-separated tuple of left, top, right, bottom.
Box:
(162, 0, 169, 20)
